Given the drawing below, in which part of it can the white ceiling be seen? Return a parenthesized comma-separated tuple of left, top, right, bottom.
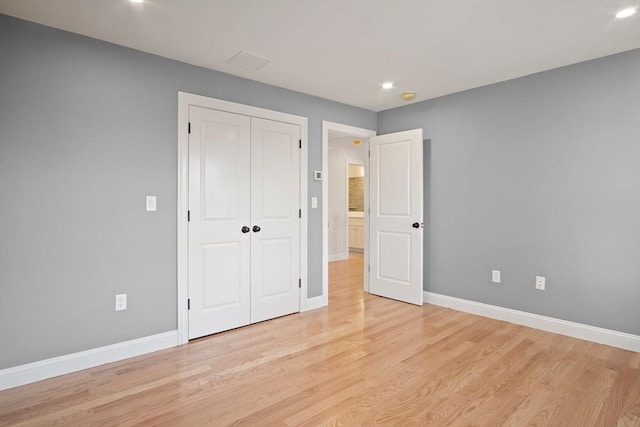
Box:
(329, 134, 367, 156)
(1, 0, 638, 112)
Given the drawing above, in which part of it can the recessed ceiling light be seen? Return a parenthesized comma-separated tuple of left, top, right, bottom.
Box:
(615, 7, 637, 18)
(382, 82, 394, 90)
(130, 0, 144, 3)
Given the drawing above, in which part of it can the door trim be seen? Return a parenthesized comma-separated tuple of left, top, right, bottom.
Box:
(178, 92, 308, 345)
(322, 121, 376, 304)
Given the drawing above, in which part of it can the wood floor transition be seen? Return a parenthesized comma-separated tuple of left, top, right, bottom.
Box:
(1, 254, 639, 426)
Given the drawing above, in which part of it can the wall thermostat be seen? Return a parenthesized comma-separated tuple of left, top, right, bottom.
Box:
(314, 170, 323, 181)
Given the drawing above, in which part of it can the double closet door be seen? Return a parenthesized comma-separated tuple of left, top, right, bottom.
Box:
(188, 106, 301, 340)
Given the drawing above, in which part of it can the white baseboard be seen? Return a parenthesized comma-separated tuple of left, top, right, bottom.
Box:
(424, 292, 640, 353)
(329, 253, 348, 262)
(0, 330, 179, 390)
(302, 295, 328, 312)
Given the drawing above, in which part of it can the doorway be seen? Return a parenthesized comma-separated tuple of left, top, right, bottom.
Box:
(322, 121, 376, 303)
(323, 121, 425, 308)
(347, 163, 365, 257)
(327, 142, 366, 262)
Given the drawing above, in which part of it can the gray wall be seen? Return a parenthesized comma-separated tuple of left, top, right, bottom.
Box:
(0, 15, 376, 369)
(2, 13, 638, 371)
(379, 49, 640, 335)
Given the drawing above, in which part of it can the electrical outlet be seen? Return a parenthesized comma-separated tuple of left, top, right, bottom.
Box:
(115, 294, 127, 311)
(535, 276, 546, 291)
(492, 270, 501, 283)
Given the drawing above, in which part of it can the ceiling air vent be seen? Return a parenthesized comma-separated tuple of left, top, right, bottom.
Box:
(226, 50, 272, 71)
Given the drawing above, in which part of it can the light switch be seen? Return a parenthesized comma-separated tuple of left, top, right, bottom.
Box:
(311, 197, 318, 208)
(146, 196, 157, 212)
(492, 270, 501, 283)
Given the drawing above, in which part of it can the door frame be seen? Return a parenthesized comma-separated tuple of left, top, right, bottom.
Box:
(178, 92, 308, 345)
(322, 121, 376, 303)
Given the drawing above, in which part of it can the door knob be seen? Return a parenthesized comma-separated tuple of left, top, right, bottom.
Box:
(412, 222, 420, 228)
(253, 225, 261, 233)
(241, 226, 250, 233)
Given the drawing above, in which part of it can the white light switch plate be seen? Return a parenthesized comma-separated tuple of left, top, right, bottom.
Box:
(146, 196, 157, 211)
(492, 270, 501, 283)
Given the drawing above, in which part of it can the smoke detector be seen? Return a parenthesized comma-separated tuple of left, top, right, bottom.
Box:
(402, 92, 416, 101)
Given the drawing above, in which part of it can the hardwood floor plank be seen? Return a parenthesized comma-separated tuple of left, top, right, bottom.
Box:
(594, 366, 640, 427)
(1, 255, 638, 426)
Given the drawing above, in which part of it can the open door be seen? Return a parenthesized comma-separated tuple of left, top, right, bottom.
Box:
(369, 129, 423, 306)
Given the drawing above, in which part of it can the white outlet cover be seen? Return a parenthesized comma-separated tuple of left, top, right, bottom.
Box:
(492, 270, 501, 283)
(115, 294, 127, 311)
(311, 197, 318, 208)
(535, 276, 546, 291)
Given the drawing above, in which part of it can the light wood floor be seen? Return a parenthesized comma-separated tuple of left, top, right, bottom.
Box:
(1, 255, 639, 426)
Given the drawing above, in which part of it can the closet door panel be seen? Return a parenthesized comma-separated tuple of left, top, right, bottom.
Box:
(188, 106, 251, 339)
(250, 117, 301, 323)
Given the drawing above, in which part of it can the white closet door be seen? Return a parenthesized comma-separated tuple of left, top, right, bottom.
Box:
(250, 117, 301, 323)
(369, 129, 423, 306)
(188, 106, 251, 339)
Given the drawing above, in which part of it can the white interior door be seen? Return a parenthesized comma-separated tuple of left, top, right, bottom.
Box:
(250, 117, 301, 323)
(369, 129, 423, 306)
(188, 106, 251, 338)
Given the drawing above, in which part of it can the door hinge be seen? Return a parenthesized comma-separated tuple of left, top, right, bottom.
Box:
(299, 139, 302, 149)
(299, 278, 302, 288)
(187, 298, 191, 310)
(299, 209, 301, 218)
(368, 265, 371, 272)
(368, 150, 371, 157)
(187, 210, 190, 222)
(188, 122, 191, 134)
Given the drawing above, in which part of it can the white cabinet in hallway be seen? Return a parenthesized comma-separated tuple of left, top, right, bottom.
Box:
(348, 217, 364, 251)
